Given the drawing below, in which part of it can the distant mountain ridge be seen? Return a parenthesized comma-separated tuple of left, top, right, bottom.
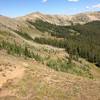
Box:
(0, 11, 100, 30)
(16, 11, 100, 25)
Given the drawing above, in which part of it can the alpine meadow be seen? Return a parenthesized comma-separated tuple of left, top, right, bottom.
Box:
(0, 0, 100, 100)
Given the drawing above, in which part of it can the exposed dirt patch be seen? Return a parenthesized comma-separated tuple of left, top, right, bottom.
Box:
(0, 51, 25, 97)
(0, 51, 100, 100)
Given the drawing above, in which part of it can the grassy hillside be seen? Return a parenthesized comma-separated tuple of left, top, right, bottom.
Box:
(30, 20, 100, 67)
(0, 21, 98, 79)
(0, 18, 100, 100)
(0, 51, 100, 100)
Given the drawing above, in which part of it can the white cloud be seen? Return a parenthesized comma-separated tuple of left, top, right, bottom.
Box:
(86, 4, 100, 10)
(42, 0, 48, 3)
(86, 6, 90, 9)
(92, 4, 100, 8)
(67, 0, 80, 2)
(85, 6, 93, 12)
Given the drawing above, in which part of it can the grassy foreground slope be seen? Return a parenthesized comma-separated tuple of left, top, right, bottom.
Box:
(0, 51, 100, 100)
(0, 17, 100, 100)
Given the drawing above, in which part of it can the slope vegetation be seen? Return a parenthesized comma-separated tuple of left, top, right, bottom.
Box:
(0, 13, 100, 100)
(30, 20, 100, 67)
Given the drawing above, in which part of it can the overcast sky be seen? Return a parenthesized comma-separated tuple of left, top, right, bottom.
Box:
(0, 0, 100, 17)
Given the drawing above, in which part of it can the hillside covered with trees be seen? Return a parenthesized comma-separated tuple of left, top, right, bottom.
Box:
(28, 20, 100, 67)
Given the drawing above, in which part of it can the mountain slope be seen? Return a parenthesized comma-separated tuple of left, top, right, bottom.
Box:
(16, 11, 100, 25)
(0, 12, 100, 100)
(30, 19, 100, 67)
(0, 51, 100, 100)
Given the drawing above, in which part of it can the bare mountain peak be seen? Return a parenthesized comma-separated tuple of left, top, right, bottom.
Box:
(17, 11, 100, 25)
(29, 12, 44, 16)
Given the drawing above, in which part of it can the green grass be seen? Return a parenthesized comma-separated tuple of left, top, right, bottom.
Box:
(0, 31, 8, 36)
(0, 40, 93, 78)
(14, 30, 34, 41)
(0, 40, 43, 62)
(47, 58, 93, 79)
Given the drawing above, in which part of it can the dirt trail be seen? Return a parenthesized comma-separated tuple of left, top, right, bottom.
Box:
(0, 51, 25, 97)
(0, 51, 100, 100)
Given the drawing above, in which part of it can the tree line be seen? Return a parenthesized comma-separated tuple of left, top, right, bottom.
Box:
(32, 20, 100, 67)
